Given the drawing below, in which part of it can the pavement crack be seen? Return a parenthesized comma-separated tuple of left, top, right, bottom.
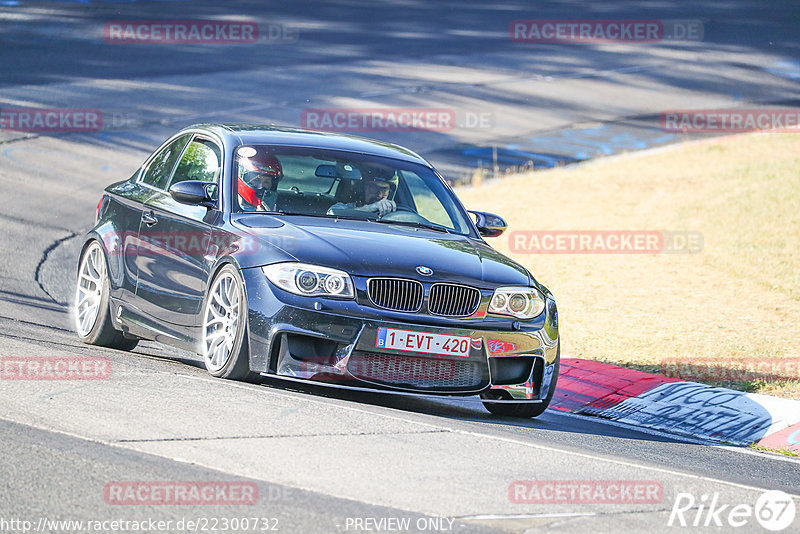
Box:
(0, 133, 40, 145)
(34, 230, 79, 307)
(115, 429, 452, 443)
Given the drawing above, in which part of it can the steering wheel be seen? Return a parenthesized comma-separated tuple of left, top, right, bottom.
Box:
(378, 206, 428, 223)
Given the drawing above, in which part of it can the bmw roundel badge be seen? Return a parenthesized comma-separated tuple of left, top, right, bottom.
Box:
(416, 266, 433, 276)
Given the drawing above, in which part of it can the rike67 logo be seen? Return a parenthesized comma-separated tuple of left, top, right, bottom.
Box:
(669, 490, 796, 531)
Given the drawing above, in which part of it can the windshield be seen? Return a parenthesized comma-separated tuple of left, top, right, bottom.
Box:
(233, 145, 474, 235)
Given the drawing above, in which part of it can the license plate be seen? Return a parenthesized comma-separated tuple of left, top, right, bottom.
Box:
(375, 327, 472, 357)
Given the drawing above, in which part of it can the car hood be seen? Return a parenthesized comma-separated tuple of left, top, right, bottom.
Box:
(234, 215, 531, 287)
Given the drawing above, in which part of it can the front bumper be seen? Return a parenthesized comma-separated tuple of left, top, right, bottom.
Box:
(243, 268, 559, 402)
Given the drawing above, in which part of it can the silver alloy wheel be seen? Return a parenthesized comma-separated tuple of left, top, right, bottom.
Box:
(74, 242, 105, 337)
(202, 270, 241, 373)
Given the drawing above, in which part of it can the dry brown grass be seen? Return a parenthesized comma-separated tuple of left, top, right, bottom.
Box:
(455, 133, 800, 399)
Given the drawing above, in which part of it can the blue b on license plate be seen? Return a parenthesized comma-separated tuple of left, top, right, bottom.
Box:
(375, 327, 471, 357)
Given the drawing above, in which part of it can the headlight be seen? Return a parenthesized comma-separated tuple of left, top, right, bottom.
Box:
(488, 287, 545, 319)
(262, 263, 355, 298)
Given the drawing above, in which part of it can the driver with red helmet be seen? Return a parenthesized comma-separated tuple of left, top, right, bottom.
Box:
(236, 147, 282, 212)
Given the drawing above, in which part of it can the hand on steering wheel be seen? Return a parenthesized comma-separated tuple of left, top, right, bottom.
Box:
(364, 198, 396, 217)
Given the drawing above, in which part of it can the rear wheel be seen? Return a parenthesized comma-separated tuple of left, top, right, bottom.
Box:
(482, 345, 560, 418)
(74, 240, 138, 350)
(201, 264, 255, 381)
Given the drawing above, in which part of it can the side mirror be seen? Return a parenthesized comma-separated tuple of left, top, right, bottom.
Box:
(468, 210, 507, 237)
(169, 180, 216, 208)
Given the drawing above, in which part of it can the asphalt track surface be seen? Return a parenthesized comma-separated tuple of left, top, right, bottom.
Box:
(1, 1, 799, 533)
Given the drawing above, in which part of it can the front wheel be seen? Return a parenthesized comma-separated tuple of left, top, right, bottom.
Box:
(481, 345, 560, 418)
(74, 240, 138, 350)
(201, 264, 256, 381)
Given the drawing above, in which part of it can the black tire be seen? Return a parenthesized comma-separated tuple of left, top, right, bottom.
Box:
(482, 344, 560, 418)
(200, 264, 256, 381)
(74, 241, 139, 351)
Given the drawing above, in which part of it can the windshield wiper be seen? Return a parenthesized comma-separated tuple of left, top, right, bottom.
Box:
(374, 219, 451, 234)
(273, 211, 330, 218)
(278, 211, 376, 223)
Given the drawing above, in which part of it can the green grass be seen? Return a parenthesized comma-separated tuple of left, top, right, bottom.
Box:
(749, 443, 800, 458)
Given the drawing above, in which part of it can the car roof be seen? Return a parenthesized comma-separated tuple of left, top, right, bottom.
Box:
(186, 123, 430, 166)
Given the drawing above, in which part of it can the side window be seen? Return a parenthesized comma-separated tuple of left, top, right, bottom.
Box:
(141, 134, 191, 189)
(170, 138, 221, 186)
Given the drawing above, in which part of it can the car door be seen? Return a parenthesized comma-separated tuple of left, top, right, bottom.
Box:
(114, 133, 192, 303)
(134, 135, 222, 327)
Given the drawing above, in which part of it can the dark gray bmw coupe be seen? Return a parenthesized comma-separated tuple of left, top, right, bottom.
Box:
(74, 124, 559, 417)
